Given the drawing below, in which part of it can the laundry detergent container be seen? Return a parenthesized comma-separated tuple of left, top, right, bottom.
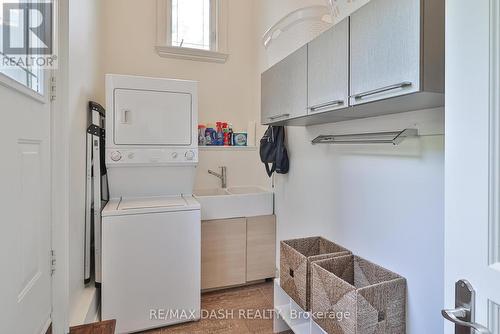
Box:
(311, 255, 407, 334)
(280, 237, 351, 311)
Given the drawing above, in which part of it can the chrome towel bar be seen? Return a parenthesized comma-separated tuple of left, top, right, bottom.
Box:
(311, 128, 418, 145)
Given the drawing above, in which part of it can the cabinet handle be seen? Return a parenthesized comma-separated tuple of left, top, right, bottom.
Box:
(268, 113, 290, 120)
(309, 100, 345, 113)
(351, 82, 413, 100)
(121, 109, 131, 124)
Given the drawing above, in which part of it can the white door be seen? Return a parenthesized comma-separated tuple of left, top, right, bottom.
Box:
(445, 0, 500, 333)
(0, 60, 53, 334)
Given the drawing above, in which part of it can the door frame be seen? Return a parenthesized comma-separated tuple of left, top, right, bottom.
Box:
(489, 0, 500, 272)
(51, 0, 70, 333)
(444, 0, 500, 332)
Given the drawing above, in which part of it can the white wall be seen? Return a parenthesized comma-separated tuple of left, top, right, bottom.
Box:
(197, 149, 270, 189)
(255, 1, 445, 333)
(99, 0, 270, 190)
(68, 0, 101, 325)
(274, 111, 444, 334)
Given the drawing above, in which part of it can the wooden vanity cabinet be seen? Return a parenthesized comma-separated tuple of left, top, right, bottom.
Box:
(201, 215, 276, 290)
(201, 218, 247, 290)
(246, 215, 276, 282)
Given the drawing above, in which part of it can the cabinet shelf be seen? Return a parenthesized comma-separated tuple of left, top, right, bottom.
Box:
(199, 146, 257, 152)
(273, 279, 327, 334)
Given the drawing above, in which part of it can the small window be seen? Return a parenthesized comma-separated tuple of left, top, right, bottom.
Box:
(156, 0, 228, 63)
(0, 0, 45, 94)
(171, 0, 214, 51)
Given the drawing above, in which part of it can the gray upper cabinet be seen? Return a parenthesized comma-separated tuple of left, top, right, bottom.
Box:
(261, 45, 308, 125)
(350, 0, 420, 105)
(308, 18, 349, 115)
(349, 0, 444, 112)
(260, 0, 444, 126)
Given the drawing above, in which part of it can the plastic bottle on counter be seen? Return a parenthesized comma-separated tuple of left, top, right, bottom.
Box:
(198, 125, 206, 146)
(223, 122, 231, 146)
(228, 123, 234, 146)
(205, 125, 215, 146)
(216, 122, 224, 146)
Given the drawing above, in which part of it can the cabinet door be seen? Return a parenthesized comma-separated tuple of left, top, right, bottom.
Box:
(261, 45, 308, 124)
(350, 0, 420, 105)
(308, 19, 349, 115)
(246, 215, 276, 282)
(201, 218, 246, 290)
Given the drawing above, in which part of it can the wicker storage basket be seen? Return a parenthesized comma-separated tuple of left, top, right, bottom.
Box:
(311, 255, 406, 334)
(280, 237, 351, 311)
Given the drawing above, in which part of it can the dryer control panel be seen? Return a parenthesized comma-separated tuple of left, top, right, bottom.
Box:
(106, 148, 198, 165)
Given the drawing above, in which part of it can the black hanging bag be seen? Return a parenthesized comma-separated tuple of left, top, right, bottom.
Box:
(260, 126, 289, 177)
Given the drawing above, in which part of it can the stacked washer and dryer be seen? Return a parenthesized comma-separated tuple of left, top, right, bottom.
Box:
(101, 75, 201, 334)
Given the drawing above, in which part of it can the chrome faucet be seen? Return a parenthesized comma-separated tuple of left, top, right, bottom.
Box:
(208, 166, 227, 188)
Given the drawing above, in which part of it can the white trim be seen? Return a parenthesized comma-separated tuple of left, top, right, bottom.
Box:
(155, 45, 228, 63)
(0, 72, 47, 103)
(215, 0, 228, 54)
(39, 319, 52, 334)
(489, 299, 500, 334)
(156, 0, 229, 63)
(51, 0, 70, 333)
(69, 285, 99, 326)
(156, 0, 169, 47)
(489, 0, 500, 266)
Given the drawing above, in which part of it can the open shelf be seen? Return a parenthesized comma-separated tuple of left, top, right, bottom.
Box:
(273, 279, 327, 334)
(199, 146, 257, 151)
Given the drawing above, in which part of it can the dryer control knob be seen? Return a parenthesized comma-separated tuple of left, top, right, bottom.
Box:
(185, 150, 195, 161)
(110, 151, 122, 162)
(171, 152, 178, 159)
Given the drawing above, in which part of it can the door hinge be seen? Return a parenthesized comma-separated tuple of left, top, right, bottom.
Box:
(50, 76, 57, 102)
(51, 250, 56, 276)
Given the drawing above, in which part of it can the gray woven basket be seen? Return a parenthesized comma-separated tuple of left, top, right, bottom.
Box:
(311, 255, 407, 334)
(280, 237, 351, 311)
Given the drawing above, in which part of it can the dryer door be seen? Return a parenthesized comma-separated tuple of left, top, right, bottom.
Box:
(113, 88, 192, 146)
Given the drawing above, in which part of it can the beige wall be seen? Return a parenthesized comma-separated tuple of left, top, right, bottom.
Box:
(99, 0, 270, 189)
(68, 0, 273, 325)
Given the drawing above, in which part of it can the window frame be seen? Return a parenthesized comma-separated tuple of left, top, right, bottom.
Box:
(0, 0, 48, 102)
(156, 0, 229, 63)
(169, 0, 215, 51)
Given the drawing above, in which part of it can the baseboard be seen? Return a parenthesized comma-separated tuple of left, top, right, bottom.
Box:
(84, 288, 99, 324)
(69, 283, 100, 327)
(201, 279, 272, 293)
(93, 305, 101, 323)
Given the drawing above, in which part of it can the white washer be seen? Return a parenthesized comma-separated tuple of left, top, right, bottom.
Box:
(101, 75, 200, 334)
(102, 196, 200, 334)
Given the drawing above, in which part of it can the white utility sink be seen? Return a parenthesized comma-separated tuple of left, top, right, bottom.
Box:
(194, 186, 274, 220)
(194, 188, 230, 196)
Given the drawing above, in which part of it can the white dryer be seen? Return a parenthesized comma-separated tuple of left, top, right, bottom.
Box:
(101, 74, 200, 334)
